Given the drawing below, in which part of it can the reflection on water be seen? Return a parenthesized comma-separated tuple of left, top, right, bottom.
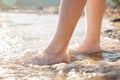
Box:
(0, 12, 120, 80)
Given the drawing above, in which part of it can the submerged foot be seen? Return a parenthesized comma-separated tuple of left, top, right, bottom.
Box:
(70, 43, 101, 55)
(69, 44, 102, 61)
(25, 50, 70, 65)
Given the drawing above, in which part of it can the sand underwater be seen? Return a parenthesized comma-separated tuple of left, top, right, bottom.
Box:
(0, 12, 120, 80)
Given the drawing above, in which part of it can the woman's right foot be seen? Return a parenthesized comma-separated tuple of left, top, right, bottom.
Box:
(69, 42, 103, 61)
(70, 41, 101, 55)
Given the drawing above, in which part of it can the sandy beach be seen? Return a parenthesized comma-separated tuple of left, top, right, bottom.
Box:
(0, 12, 120, 80)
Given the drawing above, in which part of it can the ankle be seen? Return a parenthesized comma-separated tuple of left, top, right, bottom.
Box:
(45, 45, 67, 54)
(78, 40, 101, 50)
(82, 39, 100, 47)
(75, 43, 101, 54)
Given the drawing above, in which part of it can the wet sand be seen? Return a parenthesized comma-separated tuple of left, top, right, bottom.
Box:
(0, 12, 120, 80)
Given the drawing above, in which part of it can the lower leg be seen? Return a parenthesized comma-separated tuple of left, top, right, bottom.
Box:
(75, 0, 106, 53)
(46, 0, 87, 53)
(27, 0, 87, 65)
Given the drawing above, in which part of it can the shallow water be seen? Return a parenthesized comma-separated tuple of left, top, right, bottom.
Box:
(0, 12, 120, 80)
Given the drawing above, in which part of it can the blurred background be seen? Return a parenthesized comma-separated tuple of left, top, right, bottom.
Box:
(0, 0, 119, 16)
(0, 0, 60, 14)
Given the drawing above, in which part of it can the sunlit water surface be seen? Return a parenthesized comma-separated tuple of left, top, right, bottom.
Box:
(0, 12, 120, 80)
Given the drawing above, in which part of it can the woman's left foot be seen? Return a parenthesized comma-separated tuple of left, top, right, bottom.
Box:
(70, 43, 101, 55)
(24, 50, 70, 66)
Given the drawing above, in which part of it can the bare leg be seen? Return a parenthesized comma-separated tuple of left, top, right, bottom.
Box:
(26, 0, 87, 65)
(73, 0, 106, 53)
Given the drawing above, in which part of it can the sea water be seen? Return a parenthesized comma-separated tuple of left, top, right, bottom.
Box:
(0, 12, 86, 61)
(0, 12, 120, 80)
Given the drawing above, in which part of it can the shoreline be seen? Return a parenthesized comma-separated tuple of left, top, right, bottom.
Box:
(0, 6, 60, 14)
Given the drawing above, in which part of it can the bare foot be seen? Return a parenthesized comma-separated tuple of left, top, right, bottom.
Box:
(70, 43, 101, 55)
(69, 43, 102, 61)
(25, 50, 70, 65)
